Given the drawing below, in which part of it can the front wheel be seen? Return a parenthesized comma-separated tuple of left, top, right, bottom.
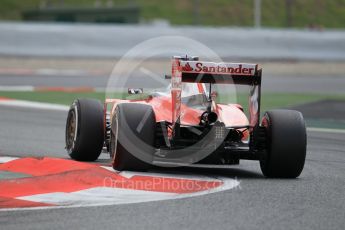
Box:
(260, 109, 307, 178)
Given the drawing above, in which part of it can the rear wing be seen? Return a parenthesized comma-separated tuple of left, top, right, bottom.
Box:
(171, 56, 262, 133)
(180, 61, 260, 85)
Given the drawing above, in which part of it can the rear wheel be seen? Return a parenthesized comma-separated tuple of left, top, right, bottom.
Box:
(111, 103, 156, 171)
(65, 98, 104, 161)
(260, 109, 307, 178)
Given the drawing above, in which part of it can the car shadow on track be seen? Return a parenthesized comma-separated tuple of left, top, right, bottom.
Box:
(96, 158, 264, 179)
(160, 167, 265, 179)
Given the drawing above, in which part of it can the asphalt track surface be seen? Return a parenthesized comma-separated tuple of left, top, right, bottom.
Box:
(0, 104, 344, 230)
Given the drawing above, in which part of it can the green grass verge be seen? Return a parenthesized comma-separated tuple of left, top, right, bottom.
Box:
(1, 91, 345, 112)
(0, 0, 344, 28)
(260, 93, 345, 113)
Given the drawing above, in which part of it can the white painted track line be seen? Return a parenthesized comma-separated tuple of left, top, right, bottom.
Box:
(0, 86, 35, 91)
(307, 127, 345, 134)
(0, 156, 19, 163)
(0, 100, 69, 111)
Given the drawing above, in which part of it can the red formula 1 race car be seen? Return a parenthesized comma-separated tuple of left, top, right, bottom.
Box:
(65, 56, 307, 178)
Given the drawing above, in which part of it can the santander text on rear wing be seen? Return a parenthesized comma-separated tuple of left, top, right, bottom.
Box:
(179, 61, 260, 85)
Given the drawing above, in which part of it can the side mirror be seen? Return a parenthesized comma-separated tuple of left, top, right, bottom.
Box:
(165, 74, 171, 79)
(128, 88, 143, 94)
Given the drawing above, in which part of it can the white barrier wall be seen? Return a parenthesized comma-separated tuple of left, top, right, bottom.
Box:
(0, 22, 344, 61)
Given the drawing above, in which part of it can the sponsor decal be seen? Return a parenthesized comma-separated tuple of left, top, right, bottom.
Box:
(182, 62, 193, 72)
(180, 61, 257, 76)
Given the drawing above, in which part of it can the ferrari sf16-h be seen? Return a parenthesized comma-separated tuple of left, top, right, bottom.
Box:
(66, 56, 307, 178)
